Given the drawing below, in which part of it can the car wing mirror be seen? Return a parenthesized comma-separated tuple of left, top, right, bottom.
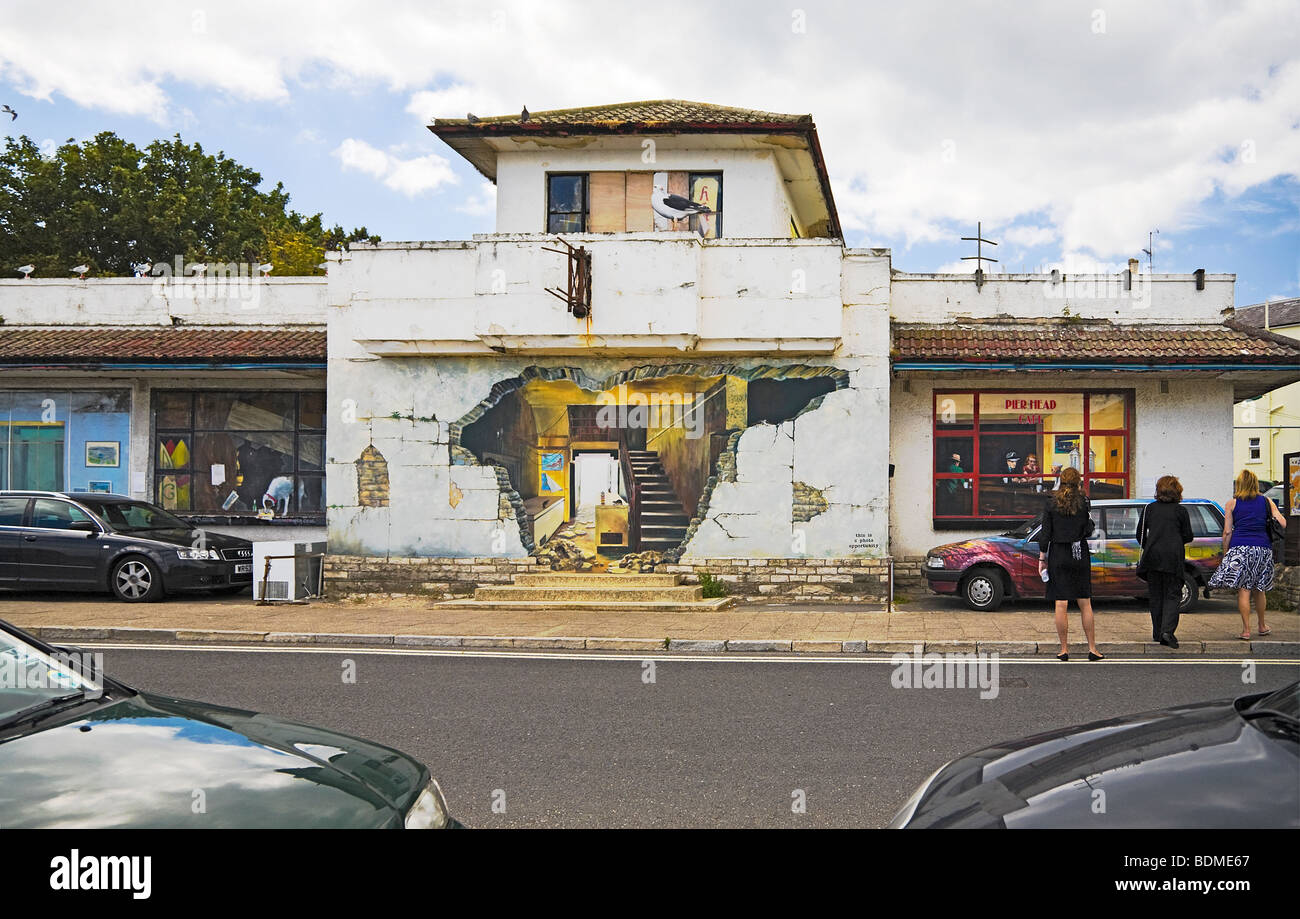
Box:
(69, 521, 99, 536)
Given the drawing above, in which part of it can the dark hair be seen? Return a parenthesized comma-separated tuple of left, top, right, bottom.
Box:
(1155, 475, 1182, 503)
(1053, 467, 1084, 515)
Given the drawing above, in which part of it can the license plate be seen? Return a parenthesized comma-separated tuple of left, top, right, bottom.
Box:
(234, 563, 252, 574)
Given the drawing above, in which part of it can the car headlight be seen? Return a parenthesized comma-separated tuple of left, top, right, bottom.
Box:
(925, 555, 947, 569)
(887, 765, 946, 828)
(404, 779, 451, 829)
(176, 548, 221, 560)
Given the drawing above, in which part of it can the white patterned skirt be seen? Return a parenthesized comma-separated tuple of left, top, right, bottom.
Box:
(1208, 546, 1275, 592)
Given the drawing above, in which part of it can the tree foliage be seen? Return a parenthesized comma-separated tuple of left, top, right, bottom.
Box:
(0, 132, 378, 277)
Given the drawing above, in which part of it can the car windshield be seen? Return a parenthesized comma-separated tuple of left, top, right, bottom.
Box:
(1246, 683, 1299, 720)
(1003, 515, 1042, 539)
(0, 627, 104, 725)
(75, 499, 190, 532)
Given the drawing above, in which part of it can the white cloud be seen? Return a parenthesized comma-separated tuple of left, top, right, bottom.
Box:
(1, 0, 1296, 259)
(456, 182, 497, 218)
(334, 138, 458, 196)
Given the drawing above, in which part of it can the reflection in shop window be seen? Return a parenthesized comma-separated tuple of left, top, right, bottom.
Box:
(153, 391, 325, 518)
(933, 391, 1131, 523)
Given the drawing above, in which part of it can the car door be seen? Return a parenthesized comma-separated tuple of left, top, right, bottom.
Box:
(18, 498, 104, 588)
(1185, 503, 1226, 583)
(1099, 503, 1144, 595)
(1017, 522, 1046, 599)
(0, 497, 31, 585)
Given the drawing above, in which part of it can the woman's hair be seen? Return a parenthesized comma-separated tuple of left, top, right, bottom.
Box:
(1054, 466, 1085, 514)
(1155, 475, 1183, 503)
(1233, 469, 1260, 500)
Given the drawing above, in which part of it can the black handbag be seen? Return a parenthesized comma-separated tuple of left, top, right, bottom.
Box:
(1267, 511, 1284, 544)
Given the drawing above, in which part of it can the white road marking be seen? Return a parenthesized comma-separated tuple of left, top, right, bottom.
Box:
(76, 641, 1300, 666)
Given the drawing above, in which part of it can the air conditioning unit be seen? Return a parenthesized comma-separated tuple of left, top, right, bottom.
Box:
(252, 540, 326, 602)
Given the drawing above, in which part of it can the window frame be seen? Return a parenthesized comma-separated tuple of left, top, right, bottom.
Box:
(1247, 436, 1262, 463)
(687, 171, 724, 238)
(546, 172, 589, 234)
(932, 389, 1132, 527)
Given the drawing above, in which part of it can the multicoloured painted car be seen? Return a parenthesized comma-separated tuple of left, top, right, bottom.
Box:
(922, 498, 1226, 612)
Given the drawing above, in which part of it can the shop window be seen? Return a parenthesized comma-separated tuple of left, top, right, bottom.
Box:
(0, 390, 130, 493)
(154, 390, 325, 520)
(932, 391, 1131, 525)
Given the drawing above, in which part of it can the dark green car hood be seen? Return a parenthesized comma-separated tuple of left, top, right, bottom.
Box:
(0, 692, 428, 828)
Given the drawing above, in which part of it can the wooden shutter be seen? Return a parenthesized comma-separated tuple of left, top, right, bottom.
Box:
(625, 172, 654, 231)
(588, 172, 627, 233)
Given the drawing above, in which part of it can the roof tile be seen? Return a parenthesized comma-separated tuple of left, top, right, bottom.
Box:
(0, 328, 326, 363)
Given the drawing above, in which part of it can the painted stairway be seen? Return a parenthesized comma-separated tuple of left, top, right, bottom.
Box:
(626, 449, 690, 553)
(437, 572, 734, 611)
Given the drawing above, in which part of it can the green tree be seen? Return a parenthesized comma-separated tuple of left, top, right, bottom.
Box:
(0, 132, 378, 277)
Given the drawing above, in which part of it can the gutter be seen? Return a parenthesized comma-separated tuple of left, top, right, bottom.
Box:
(0, 361, 327, 371)
(892, 362, 1300, 372)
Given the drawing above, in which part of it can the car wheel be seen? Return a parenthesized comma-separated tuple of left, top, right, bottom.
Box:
(1178, 571, 1199, 613)
(111, 557, 164, 602)
(962, 568, 1005, 611)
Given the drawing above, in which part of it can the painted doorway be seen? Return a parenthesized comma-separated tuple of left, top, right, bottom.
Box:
(571, 450, 621, 511)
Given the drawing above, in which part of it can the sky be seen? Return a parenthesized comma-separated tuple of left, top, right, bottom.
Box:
(0, 0, 1297, 306)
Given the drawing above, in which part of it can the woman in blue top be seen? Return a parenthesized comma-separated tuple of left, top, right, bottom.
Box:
(1209, 469, 1286, 639)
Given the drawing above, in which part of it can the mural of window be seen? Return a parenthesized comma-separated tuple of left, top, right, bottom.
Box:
(154, 390, 325, 519)
(547, 173, 588, 233)
(687, 172, 722, 238)
(0, 390, 131, 493)
(933, 390, 1131, 524)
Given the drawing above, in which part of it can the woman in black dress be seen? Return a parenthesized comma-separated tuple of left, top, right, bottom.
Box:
(1136, 475, 1193, 648)
(1036, 467, 1102, 661)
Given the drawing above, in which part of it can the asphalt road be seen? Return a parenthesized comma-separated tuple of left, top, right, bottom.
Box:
(96, 645, 1300, 828)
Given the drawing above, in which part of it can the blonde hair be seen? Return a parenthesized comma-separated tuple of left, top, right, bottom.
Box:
(1233, 469, 1260, 500)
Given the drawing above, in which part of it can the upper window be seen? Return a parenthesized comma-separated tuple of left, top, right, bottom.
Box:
(933, 391, 1131, 523)
(547, 174, 588, 233)
(153, 390, 325, 519)
(1248, 437, 1262, 462)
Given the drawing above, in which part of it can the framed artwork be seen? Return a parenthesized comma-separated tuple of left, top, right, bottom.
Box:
(88, 480, 112, 494)
(85, 441, 120, 468)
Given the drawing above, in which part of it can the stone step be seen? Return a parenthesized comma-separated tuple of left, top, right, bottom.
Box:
(642, 512, 688, 524)
(475, 585, 704, 602)
(514, 572, 682, 587)
(434, 597, 735, 612)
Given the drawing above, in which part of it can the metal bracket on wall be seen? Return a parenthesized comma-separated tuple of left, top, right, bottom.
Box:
(543, 237, 592, 319)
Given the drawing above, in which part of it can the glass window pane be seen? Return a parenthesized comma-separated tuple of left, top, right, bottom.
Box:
(1088, 477, 1127, 500)
(0, 497, 27, 526)
(977, 477, 1052, 516)
(934, 393, 974, 428)
(1088, 434, 1127, 473)
(158, 436, 190, 470)
(935, 477, 973, 516)
(548, 212, 584, 234)
(31, 499, 94, 530)
(298, 476, 324, 514)
(1089, 393, 1126, 430)
(153, 392, 191, 429)
(298, 435, 323, 471)
(196, 393, 294, 431)
(157, 474, 191, 510)
(548, 175, 584, 213)
(1104, 505, 1141, 539)
(299, 392, 325, 431)
(936, 436, 973, 474)
(978, 393, 1084, 431)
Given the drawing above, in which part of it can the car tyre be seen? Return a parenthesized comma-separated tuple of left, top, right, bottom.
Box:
(961, 568, 1005, 612)
(111, 556, 164, 603)
(1178, 571, 1199, 614)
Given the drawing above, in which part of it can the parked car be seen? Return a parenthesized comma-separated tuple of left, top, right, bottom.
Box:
(0, 618, 460, 828)
(922, 498, 1225, 612)
(0, 490, 254, 602)
(1264, 484, 1285, 514)
(889, 681, 1299, 828)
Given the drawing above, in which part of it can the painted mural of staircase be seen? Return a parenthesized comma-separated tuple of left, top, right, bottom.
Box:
(437, 572, 733, 611)
(626, 449, 690, 553)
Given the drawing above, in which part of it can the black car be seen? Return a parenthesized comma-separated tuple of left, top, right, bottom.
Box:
(0, 619, 459, 828)
(0, 491, 254, 602)
(890, 682, 1300, 828)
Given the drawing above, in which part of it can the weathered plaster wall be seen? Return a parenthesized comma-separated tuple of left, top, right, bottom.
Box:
(888, 373, 1236, 557)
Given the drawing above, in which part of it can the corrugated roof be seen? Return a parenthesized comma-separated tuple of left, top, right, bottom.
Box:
(0, 328, 326, 363)
(892, 321, 1300, 365)
(432, 99, 811, 128)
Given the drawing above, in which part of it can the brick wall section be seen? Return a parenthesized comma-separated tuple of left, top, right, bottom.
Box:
(325, 555, 547, 599)
(892, 555, 928, 593)
(667, 558, 891, 602)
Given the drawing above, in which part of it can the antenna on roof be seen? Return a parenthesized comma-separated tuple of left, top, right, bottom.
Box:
(961, 221, 998, 290)
(1142, 228, 1159, 272)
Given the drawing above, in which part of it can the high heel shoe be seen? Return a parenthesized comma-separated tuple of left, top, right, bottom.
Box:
(1088, 651, 1105, 661)
(1056, 652, 1069, 661)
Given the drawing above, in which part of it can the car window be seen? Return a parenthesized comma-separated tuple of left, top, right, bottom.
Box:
(1104, 505, 1141, 540)
(1187, 504, 1223, 538)
(74, 499, 188, 532)
(30, 499, 97, 531)
(0, 497, 27, 527)
(0, 626, 104, 722)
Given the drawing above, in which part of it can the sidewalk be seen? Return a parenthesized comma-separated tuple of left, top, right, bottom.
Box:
(3, 590, 1298, 656)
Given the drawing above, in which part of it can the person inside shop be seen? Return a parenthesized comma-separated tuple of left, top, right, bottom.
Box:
(1136, 475, 1193, 648)
(938, 452, 968, 516)
(1037, 467, 1103, 661)
(1018, 453, 1041, 485)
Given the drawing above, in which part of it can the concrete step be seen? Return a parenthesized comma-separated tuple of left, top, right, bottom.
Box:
(434, 597, 735, 612)
(642, 512, 688, 525)
(514, 572, 681, 587)
(475, 585, 704, 602)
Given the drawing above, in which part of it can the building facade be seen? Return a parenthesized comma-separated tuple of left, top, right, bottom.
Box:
(4, 100, 1298, 601)
(1232, 298, 1300, 485)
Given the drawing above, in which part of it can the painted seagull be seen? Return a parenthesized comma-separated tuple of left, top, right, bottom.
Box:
(2, 105, 15, 121)
(650, 189, 712, 223)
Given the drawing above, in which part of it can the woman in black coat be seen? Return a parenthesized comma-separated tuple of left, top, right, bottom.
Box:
(1036, 467, 1102, 661)
(1136, 475, 1194, 648)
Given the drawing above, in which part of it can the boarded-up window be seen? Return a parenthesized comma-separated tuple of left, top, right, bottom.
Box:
(547, 171, 721, 237)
